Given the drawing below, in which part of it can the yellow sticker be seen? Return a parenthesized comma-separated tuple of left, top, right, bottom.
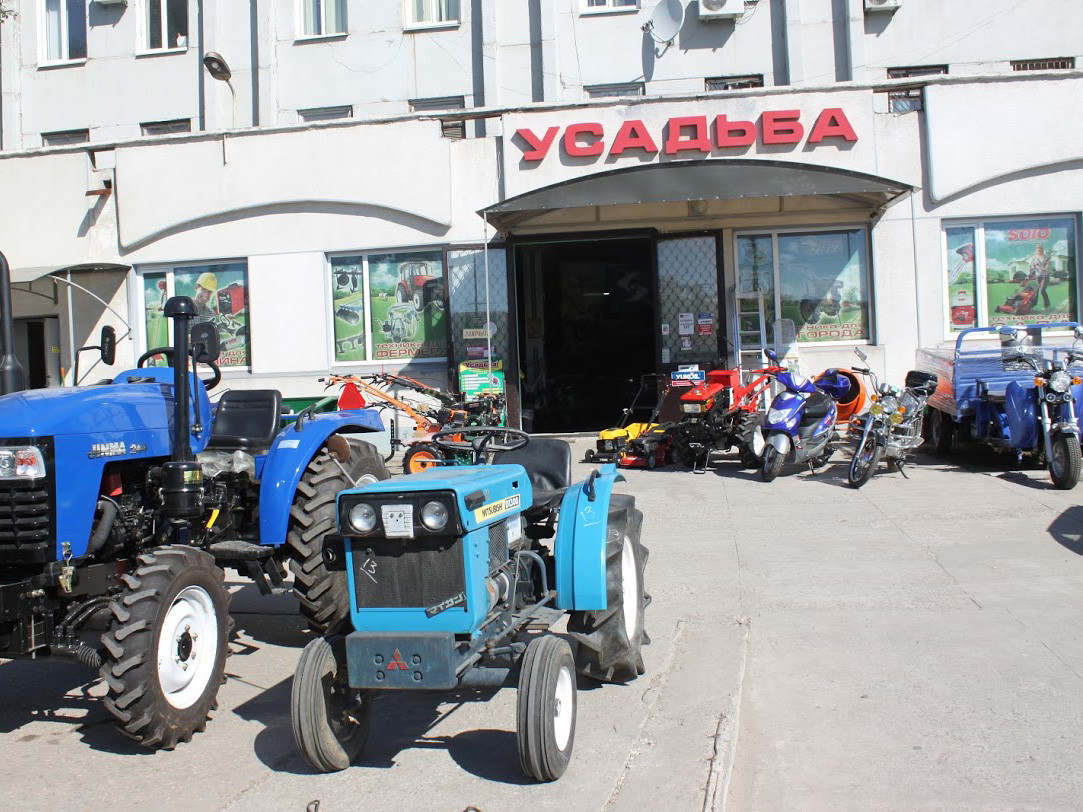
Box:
(474, 494, 521, 523)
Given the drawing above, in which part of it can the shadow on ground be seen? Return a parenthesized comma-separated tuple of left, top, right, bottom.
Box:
(1047, 505, 1083, 555)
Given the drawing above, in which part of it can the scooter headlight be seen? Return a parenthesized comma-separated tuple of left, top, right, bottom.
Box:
(420, 500, 450, 532)
(348, 503, 378, 534)
(1049, 371, 1071, 393)
(767, 407, 789, 424)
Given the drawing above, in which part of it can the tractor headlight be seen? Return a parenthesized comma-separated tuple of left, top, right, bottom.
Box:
(420, 500, 450, 532)
(1049, 371, 1071, 393)
(348, 503, 378, 534)
(0, 447, 46, 479)
(682, 403, 704, 414)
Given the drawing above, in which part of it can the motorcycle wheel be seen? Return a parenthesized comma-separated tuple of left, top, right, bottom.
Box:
(929, 409, 953, 455)
(760, 445, 784, 482)
(848, 433, 883, 489)
(1048, 432, 1081, 490)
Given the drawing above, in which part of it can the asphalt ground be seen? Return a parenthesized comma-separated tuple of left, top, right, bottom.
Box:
(2, 439, 1082, 811)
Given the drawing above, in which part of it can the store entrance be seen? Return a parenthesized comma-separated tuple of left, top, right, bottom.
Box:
(515, 238, 655, 433)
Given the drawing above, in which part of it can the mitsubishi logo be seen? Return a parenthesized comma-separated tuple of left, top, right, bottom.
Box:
(387, 649, 409, 671)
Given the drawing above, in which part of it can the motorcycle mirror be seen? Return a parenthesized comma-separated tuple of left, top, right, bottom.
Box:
(100, 326, 116, 366)
(189, 321, 221, 363)
(1074, 325, 1083, 341)
(764, 349, 778, 362)
(854, 347, 868, 362)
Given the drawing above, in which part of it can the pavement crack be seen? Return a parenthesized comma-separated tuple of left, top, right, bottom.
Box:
(707, 620, 750, 812)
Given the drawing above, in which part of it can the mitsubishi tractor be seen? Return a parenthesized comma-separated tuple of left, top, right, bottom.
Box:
(290, 427, 650, 782)
(0, 252, 389, 749)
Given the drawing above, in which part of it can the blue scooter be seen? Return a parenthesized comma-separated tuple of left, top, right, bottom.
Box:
(758, 349, 856, 481)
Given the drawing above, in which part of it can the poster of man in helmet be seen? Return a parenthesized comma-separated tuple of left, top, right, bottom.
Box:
(142, 263, 250, 367)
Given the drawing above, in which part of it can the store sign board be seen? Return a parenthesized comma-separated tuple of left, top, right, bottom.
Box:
(514, 108, 857, 164)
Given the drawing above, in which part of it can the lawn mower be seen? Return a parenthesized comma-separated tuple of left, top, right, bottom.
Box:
(585, 374, 664, 464)
(670, 363, 782, 471)
(618, 382, 685, 469)
(289, 427, 649, 782)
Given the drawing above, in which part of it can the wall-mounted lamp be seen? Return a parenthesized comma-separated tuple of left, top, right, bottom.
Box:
(202, 52, 236, 129)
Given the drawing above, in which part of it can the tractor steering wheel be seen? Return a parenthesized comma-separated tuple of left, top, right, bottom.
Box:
(137, 347, 222, 391)
(431, 426, 529, 465)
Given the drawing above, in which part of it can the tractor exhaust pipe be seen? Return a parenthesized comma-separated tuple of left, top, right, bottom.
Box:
(0, 251, 26, 395)
(160, 297, 203, 527)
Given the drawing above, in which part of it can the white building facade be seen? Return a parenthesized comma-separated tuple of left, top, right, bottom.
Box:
(0, 0, 1080, 430)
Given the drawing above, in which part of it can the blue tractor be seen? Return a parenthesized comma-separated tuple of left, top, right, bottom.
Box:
(289, 427, 650, 782)
(0, 252, 389, 749)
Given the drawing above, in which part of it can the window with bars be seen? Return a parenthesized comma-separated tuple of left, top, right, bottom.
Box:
(299, 106, 353, 123)
(42, 0, 87, 63)
(583, 0, 638, 11)
(143, 0, 188, 51)
(657, 237, 720, 368)
(885, 65, 947, 113)
(141, 119, 192, 136)
(1011, 57, 1075, 71)
(705, 75, 764, 92)
(585, 82, 645, 98)
(300, 0, 346, 37)
(407, 0, 460, 27)
(410, 96, 467, 140)
(42, 128, 89, 146)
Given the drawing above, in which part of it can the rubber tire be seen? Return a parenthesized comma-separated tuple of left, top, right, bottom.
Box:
(99, 546, 229, 750)
(735, 411, 765, 469)
(646, 451, 656, 469)
(584, 448, 596, 463)
(930, 409, 953, 455)
(395, 286, 407, 304)
(288, 439, 390, 634)
(848, 433, 883, 489)
(291, 635, 372, 773)
(760, 444, 785, 482)
(403, 442, 446, 474)
(1048, 432, 1082, 490)
(412, 291, 424, 312)
(516, 635, 577, 782)
(568, 497, 649, 682)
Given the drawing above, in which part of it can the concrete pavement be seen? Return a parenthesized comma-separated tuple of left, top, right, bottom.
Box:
(1, 441, 1081, 810)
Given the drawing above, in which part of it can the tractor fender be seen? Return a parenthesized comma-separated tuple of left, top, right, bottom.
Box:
(766, 432, 791, 458)
(553, 464, 626, 611)
(258, 410, 385, 545)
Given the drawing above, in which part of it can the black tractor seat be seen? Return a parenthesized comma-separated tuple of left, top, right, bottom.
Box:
(206, 389, 283, 454)
(492, 437, 572, 511)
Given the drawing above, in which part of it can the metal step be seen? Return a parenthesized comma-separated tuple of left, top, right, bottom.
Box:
(208, 539, 274, 561)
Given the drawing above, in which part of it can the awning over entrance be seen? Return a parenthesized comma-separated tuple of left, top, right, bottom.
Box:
(481, 159, 912, 232)
(10, 262, 131, 284)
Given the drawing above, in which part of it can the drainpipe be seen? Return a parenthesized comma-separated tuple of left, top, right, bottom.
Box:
(197, 0, 206, 131)
(0, 250, 26, 394)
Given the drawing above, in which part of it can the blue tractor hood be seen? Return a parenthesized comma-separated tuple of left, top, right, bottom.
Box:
(0, 382, 171, 437)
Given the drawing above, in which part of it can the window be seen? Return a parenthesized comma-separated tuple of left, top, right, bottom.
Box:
(142, 263, 251, 367)
(737, 229, 872, 344)
(331, 251, 448, 364)
(944, 217, 1077, 332)
(409, 96, 466, 139)
(140, 119, 192, 136)
(144, 0, 188, 51)
(885, 65, 947, 113)
(705, 75, 764, 92)
(1011, 57, 1075, 71)
(42, 0, 87, 62)
(582, 0, 638, 11)
(407, 0, 460, 27)
(585, 82, 645, 98)
(42, 128, 89, 146)
(299, 105, 353, 123)
(301, 0, 346, 37)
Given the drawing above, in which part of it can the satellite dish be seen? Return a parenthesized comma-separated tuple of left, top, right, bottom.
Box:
(642, 0, 685, 56)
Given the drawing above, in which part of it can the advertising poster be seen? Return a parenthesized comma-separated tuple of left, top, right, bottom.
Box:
(331, 258, 367, 362)
(946, 227, 977, 331)
(144, 263, 250, 367)
(696, 313, 713, 336)
(678, 312, 694, 335)
(777, 231, 869, 343)
(459, 359, 505, 398)
(984, 219, 1075, 327)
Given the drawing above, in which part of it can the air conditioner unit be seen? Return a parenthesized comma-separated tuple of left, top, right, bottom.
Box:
(864, 0, 900, 14)
(698, 0, 744, 21)
(94, 0, 128, 6)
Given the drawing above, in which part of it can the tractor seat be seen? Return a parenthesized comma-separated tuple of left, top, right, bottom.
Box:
(207, 389, 283, 453)
(492, 438, 572, 510)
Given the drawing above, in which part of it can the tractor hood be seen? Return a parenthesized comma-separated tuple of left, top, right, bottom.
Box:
(0, 383, 172, 437)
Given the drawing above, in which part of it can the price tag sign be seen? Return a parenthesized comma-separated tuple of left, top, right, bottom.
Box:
(381, 504, 414, 538)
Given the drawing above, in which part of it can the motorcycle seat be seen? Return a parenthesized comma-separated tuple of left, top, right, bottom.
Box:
(801, 392, 834, 422)
(493, 438, 572, 510)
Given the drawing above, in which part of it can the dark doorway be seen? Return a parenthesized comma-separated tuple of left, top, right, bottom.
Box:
(515, 238, 655, 433)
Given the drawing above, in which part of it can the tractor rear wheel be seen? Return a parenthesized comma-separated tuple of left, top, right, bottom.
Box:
(734, 411, 765, 469)
(568, 496, 649, 683)
(288, 439, 389, 634)
(403, 442, 446, 474)
(291, 635, 371, 773)
(517, 635, 577, 782)
(99, 546, 229, 749)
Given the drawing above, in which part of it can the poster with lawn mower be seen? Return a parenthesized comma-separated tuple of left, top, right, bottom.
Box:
(985, 220, 1075, 327)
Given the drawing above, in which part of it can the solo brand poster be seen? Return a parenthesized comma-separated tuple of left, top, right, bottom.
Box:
(985, 219, 1075, 327)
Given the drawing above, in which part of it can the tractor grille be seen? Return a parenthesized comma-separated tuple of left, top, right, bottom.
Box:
(0, 440, 55, 566)
(488, 520, 509, 573)
(351, 537, 466, 610)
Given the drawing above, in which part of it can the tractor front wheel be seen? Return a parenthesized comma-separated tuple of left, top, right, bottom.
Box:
(568, 497, 649, 682)
(292, 635, 372, 773)
(517, 635, 577, 782)
(99, 546, 229, 749)
(288, 439, 389, 634)
(734, 411, 765, 469)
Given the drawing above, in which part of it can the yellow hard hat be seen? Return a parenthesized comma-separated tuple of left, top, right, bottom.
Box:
(196, 272, 218, 291)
